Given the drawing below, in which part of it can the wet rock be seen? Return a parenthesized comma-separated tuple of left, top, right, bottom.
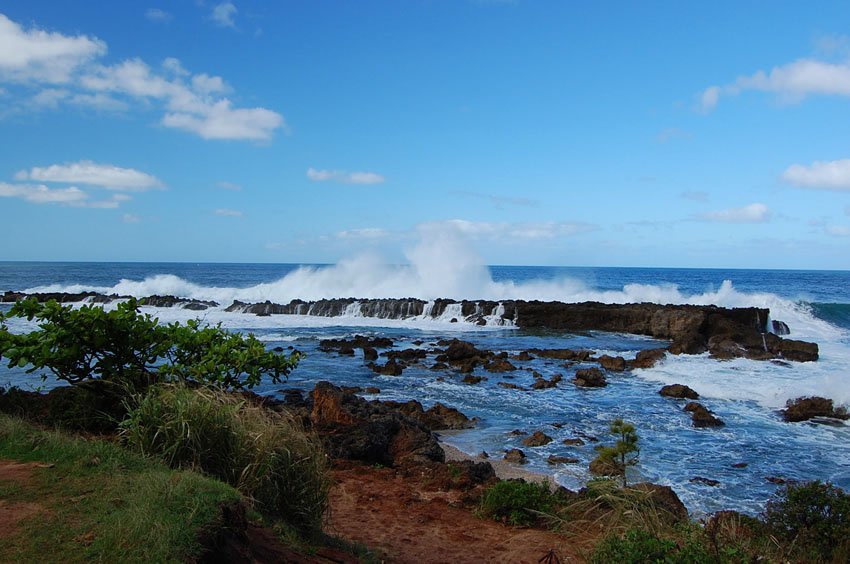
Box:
(530, 348, 593, 361)
(659, 384, 699, 400)
(776, 339, 818, 362)
(631, 483, 689, 523)
(338, 346, 355, 356)
(368, 360, 404, 376)
(548, 455, 579, 465)
(484, 359, 517, 373)
(731, 462, 747, 468)
(341, 386, 363, 394)
(521, 431, 553, 447)
(531, 374, 562, 389)
(511, 351, 535, 361)
(310, 381, 444, 466)
(630, 348, 666, 369)
(771, 320, 790, 335)
(497, 382, 526, 390)
(684, 402, 725, 428)
(443, 339, 487, 362)
(508, 429, 527, 436)
(319, 335, 394, 353)
(782, 396, 849, 422)
(690, 476, 720, 487)
(503, 449, 528, 464)
(364, 387, 381, 394)
(383, 348, 428, 363)
(462, 375, 485, 385)
(562, 438, 585, 447)
(574, 368, 607, 388)
(431, 362, 448, 371)
(597, 355, 626, 371)
(362, 347, 378, 361)
(380, 400, 476, 431)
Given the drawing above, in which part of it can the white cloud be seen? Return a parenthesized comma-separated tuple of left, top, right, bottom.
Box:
(211, 2, 237, 28)
(825, 225, 850, 237)
(337, 228, 389, 240)
(0, 14, 106, 83)
(0, 14, 284, 142)
(162, 100, 283, 141)
(16, 161, 163, 191)
(214, 208, 243, 217)
(145, 8, 173, 23)
(699, 86, 720, 112)
(122, 213, 141, 223)
(699, 203, 770, 223)
(782, 159, 850, 191)
(700, 57, 850, 111)
(0, 182, 88, 204)
(217, 181, 242, 191)
(307, 167, 386, 185)
(423, 219, 595, 240)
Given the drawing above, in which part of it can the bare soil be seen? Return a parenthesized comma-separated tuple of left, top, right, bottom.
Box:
(326, 461, 582, 563)
(0, 460, 50, 540)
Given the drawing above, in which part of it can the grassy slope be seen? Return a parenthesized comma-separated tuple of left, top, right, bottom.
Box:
(0, 415, 242, 563)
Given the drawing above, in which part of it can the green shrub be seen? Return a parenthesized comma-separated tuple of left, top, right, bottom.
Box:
(764, 480, 850, 562)
(0, 298, 299, 390)
(120, 384, 329, 535)
(591, 529, 677, 563)
(591, 418, 639, 485)
(478, 480, 556, 526)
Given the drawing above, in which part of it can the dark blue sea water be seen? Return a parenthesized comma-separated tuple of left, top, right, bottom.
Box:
(1, 260, 849, 517)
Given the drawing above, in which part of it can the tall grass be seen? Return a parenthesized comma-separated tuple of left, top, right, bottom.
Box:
(120, 384, 330, 535)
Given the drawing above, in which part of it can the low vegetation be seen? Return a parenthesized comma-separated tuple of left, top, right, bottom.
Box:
(478, 479, 560, 526)
(0, 414, 242, 562)
(120, 384, 330, 536)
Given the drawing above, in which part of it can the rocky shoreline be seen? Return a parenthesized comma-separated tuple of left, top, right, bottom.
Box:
(1, 291, 819, 363)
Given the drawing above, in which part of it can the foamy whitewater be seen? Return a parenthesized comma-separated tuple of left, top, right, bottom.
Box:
(2, 235, 849, 516)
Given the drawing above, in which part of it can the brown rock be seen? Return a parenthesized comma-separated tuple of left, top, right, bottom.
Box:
(462, 375, 484, 385)
(659, 384, 699, 400)
(521, 431, 553, 447)
(562, 438, 585, 446)
(511, 351, 535, 361)
(503, 449, 528, 464)
(630, 348, 666, 369)
(588, 454, 622, 476)
(782, 396, 849, 422)
(574, 368, 607, 388)
(685, 402, 724, 428)
(368, 360, 404, 376)
(598, 355, 626, 371)
(497, 382, 525, 390)
(484, 359, 517, 373)
(547, 455, 579, 465)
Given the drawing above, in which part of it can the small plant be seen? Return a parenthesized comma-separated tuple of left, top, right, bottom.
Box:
(591, 418, 639, 485)
(764, 480, 850, 562)
(591, 529, 677, 563)
(478, 480, 556, 526)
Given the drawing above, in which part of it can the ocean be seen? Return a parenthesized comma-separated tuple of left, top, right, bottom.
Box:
(1, 257, 849, 518)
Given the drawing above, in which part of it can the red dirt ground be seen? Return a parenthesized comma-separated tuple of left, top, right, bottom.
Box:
(0, 460, 49, 540)
(326, 462, 583, 563)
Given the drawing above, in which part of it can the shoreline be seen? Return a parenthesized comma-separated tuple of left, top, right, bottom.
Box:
(439, 440, 558, 488)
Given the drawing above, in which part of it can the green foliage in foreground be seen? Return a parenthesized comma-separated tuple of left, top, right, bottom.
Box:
(764, 480, 850, 562)
(478, 479, 558, 526)
(0, 298, 299, 389)
(120, 384, 330, 535)
(0, 414, 242, 563)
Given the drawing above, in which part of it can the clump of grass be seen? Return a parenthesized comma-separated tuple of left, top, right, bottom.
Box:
(120, 384, 330, 536)
(0, 414, 242, 563)
(478, 479, 558, 526)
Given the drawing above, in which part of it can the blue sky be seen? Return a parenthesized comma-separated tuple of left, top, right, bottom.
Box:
(1, 1, 849, 268)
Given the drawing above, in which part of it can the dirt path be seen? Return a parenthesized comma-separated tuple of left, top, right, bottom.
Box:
(326, 463, 583, 564)
(0, 460, 50, 541)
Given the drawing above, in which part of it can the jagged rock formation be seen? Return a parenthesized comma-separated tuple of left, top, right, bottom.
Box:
(1, 291, 819, 362)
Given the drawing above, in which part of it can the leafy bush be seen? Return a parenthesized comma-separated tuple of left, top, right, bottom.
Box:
(764, 480, 850, 562)
(120, 384, 329, 535)
(478, 480, 556, 526)
(591, 529, 678, 563)
(0, 298, 298, 390)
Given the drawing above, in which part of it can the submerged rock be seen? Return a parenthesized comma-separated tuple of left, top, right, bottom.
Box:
(547, 455, 579, 465)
